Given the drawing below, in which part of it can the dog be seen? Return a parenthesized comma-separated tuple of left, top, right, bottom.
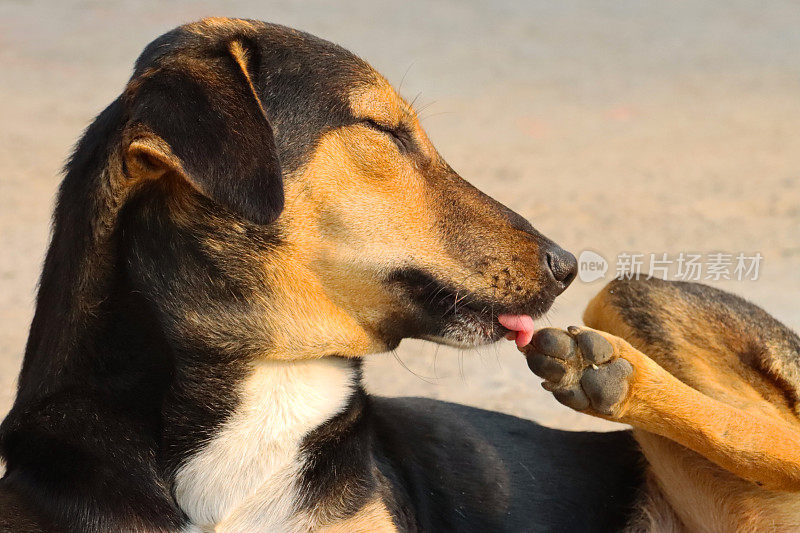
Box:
(1, 17, 798, 532)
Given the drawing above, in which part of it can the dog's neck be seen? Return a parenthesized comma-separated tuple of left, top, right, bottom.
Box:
(174, 356, 361, 530)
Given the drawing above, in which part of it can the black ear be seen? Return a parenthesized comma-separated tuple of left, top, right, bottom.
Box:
(124, 39, 283, 225)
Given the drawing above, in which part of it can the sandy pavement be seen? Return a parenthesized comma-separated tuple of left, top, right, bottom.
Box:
(1, 1, 799, 433)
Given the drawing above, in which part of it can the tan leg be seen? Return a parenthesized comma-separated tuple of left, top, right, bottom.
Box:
(525, 325, 800, 491)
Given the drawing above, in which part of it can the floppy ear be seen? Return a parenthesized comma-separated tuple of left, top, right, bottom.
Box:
(124, 39, 283, 225)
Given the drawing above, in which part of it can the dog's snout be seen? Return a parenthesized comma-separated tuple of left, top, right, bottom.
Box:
(545, 247, 577, 292)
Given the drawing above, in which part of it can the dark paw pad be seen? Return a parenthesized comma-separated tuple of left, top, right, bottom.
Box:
(579, 359, 633, 414)
(526, 326, 634, 416)
(552, 385, 590, 411)
(533, 328, 577, 360)
(527, 353, 567, 382)
(574, 330, 614, 364)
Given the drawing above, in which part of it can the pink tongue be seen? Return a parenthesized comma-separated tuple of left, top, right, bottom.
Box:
(498, 314, 535, 348)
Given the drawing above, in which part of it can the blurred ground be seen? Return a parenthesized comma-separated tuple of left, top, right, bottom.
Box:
(1, 0, 799, 431)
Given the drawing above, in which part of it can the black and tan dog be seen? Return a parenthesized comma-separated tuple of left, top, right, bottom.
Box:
(1, 18, 799, 532)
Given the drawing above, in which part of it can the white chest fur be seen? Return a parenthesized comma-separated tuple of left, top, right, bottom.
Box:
(174, 357, 356, 532)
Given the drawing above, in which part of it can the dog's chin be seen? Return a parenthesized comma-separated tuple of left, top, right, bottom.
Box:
(420, 310, 508, 349)
(386, 267, 557, 349)
(420, 294, 557, 348)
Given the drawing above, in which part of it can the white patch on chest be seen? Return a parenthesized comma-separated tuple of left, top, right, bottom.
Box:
(174, 357, 356, 531)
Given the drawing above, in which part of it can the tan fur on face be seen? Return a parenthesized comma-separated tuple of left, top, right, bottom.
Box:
(253, 125, 447, 360)
(247, 76, 554, 359)
(348, 79, 436, 160)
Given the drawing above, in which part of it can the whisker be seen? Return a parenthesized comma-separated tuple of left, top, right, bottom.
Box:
(398, 62, 415, 93)
(409, 91, 423, 111)
(419, 110, 455, 121)
(414, 100, 437, 115)
(390, 348, 436, 384)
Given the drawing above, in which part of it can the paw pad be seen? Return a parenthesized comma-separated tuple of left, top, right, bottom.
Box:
(575, 331, 614, 364)
(525, 327, 633, 415)
(534, 329, 576, 360)
(552, 384, 590, 411)
(579, 358, 633, 414)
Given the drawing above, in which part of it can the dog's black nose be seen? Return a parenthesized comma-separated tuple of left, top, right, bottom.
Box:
(545, 246, 577, 291)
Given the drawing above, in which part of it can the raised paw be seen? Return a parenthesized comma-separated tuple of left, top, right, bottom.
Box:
(524, 327, 634, 416)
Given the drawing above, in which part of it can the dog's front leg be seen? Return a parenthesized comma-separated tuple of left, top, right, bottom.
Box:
(522, 326, 800, 492)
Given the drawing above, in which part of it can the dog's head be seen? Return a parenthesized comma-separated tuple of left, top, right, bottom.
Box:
(114, 18, 575, 360)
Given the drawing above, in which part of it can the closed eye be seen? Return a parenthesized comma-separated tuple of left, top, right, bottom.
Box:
(362, 119, 413, 152)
